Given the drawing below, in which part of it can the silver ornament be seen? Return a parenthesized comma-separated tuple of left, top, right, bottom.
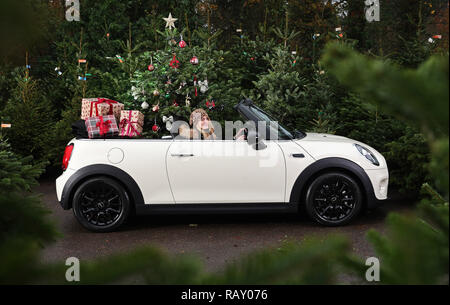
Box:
(185, 94, 191, 106)
(199, 79, 208, 94)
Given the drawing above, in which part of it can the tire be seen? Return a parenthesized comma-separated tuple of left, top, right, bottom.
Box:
(72, 176, 130, 232)
(305, 172, 363, 226)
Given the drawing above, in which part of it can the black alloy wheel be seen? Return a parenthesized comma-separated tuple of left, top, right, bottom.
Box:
(72, 177, 130, 232)
(305, 172, 363, 226)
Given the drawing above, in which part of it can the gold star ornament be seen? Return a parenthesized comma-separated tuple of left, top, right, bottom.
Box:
(163, 13, 177, 30)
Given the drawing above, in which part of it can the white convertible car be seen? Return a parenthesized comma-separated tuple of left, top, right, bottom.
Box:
(56, 99, 389, 232)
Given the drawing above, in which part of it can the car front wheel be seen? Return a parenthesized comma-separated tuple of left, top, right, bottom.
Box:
(305, 172, 363, 226)
(72, 176, 130, 232)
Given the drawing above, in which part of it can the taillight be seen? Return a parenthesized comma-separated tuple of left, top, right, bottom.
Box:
(62, 144, 74, 171)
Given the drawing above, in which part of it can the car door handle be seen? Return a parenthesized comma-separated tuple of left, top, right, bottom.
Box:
(171, 153, 194, 157)
(291, 153, 305, 158)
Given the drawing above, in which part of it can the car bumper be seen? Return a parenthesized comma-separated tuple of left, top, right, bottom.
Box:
(366, 167, 389, 200)
(365, 167, 389, 208)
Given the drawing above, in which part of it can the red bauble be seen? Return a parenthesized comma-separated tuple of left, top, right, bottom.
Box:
(148, 64, 155, 71)
(206, 100, 215, 109)
(179, 40, 187, 48)
(152, 124, 159, 132)
(169, 55, 180, 69)
(190, 56, 199, 65)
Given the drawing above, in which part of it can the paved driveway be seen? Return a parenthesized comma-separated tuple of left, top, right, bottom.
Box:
(37, 180, 414, 274)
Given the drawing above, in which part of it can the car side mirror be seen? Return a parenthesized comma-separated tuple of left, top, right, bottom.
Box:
(247, 129, 267, 150)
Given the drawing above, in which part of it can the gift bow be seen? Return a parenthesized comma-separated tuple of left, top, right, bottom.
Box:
(96, 116, 111, 136)
(163, 115, 174, 131)
(119, 111, 141, 137)
(89, 98, 119, 117)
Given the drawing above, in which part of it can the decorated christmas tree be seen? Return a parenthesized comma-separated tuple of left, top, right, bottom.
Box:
(125, 13, 240, 138)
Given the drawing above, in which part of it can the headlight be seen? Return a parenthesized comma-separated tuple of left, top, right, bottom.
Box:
(354, 143, 379, 166)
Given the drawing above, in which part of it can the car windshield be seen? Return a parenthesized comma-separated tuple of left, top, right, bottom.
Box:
(246, 105, 304, 140)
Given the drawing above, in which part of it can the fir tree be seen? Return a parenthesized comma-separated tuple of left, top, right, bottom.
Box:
(0, 136, 46, 193)
(128, 27, 241, 136)
(323, 43, 449, 284)
(251, 46, 306, 131)
(2, 68, 55, 161)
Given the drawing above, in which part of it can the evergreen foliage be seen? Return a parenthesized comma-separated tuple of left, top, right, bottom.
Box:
(1, 69, 55, 162)
(129, 28, 242, 136)
(0, 137, 46, 193)
(0, 0, 445, 195)
(251, 47, 307, 131)
(322, 43, 448, 197)
(0, 0, 448, 285)
(0, 137, 57, 284)
(366, 202, 448, 284)
(322, 44, 449, 284)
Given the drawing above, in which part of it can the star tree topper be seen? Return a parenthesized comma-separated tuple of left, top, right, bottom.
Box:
(163, 13, 177, 30)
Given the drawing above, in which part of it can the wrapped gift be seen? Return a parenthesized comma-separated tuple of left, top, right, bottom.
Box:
(81, 97, 124, 120)
(85, 115, 119, 139)
(119, 110, 144, 137)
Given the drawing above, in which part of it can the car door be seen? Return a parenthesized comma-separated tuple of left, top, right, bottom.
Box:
(166, 139, 286, 203)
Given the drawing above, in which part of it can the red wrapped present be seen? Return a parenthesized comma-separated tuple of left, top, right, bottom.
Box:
(85, 115, 119, 139)
(119, 110, 144, 137)
(81, 97, 124, 120)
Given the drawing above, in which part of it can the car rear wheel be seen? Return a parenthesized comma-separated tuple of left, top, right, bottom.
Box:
(72, 176, 130, 232)
(305, 172, 363, 226)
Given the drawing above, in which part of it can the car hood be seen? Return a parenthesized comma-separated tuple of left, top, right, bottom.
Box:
(298, 132, 355, 143)
(294, 133, 387, 169)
